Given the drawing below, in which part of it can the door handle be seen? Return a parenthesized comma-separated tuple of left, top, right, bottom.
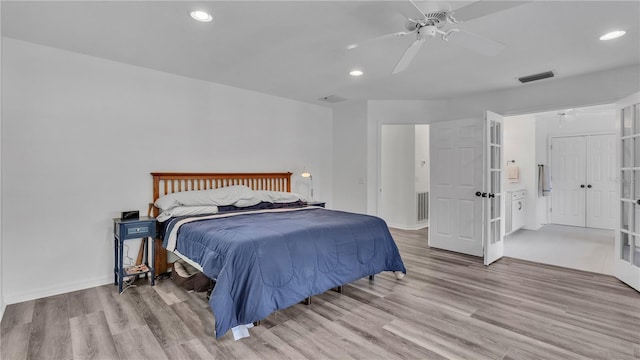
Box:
(580, 184, 585, 188)
(476, 191, 488, 197)
(587, 184, 592, 188)
(636, 199, 640, 206)
(488, 193, 495, 198)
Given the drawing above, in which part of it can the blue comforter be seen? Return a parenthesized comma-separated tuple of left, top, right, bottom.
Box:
(166, 207, 406, 338)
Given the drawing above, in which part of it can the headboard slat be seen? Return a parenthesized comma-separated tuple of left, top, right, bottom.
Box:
(151, 172, 293, 217)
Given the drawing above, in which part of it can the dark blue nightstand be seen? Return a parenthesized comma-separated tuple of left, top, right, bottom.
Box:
(113, 216, 156, 293)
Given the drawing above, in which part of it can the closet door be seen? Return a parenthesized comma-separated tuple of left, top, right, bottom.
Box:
(586, 134, 616, 229)
(551, 136, 587, 227)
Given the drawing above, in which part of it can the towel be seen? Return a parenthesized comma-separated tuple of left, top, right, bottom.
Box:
(538, 165, 552, 197)
(507, 164, 520, 183)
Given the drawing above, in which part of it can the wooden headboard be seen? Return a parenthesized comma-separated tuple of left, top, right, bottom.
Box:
(150, 172, 293, 275)
(150, 172, 293, 217)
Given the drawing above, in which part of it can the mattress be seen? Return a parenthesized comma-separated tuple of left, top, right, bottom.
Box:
(163, 206, 406, 338)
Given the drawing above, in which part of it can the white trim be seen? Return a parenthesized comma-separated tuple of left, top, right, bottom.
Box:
(4, 275, 113, 305)
(386, 221, 429, 231)
(1, 298, 6, 322)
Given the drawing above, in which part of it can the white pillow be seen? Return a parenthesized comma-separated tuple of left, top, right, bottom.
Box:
(155, 185, 255, 210)
(259, 190, 307, 203)
(156, 206, 219, 222)
(232, 190, 306, 207)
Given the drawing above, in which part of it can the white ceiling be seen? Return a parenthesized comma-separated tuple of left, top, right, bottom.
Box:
(2, 1, 639, 106)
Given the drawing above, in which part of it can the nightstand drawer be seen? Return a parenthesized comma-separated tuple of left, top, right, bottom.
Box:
(114, 217, 156, 240)
(125, 225, 151, 236)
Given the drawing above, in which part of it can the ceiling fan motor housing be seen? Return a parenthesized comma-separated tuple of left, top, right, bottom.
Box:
(405, 10, 450, 31)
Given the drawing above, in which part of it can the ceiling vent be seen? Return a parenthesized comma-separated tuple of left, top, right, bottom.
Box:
(318, 95, 347, 103)
(518, 71, 555, 84)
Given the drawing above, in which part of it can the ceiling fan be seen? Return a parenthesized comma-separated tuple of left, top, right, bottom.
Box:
(349, 0, 519, 74)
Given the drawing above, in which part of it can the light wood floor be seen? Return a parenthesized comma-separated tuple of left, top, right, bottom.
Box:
(2, 228, 639, 360)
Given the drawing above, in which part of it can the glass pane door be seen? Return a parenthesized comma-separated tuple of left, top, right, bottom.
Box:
(616, 92, 640, 292)
(484, 111, 504, 265)
(620, 103, 640, 267)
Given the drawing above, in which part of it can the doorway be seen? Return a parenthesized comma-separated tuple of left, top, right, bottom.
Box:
(503, 104, 616, 274)
(379, 124, 430, 230)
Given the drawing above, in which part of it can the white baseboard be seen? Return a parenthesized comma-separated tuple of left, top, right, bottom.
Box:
(4, 275, 114, 305)
(1, 298, 6, 322)
(387, 221, 429, 231)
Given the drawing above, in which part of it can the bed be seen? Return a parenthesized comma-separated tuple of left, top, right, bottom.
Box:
(150, 172, 406, 339)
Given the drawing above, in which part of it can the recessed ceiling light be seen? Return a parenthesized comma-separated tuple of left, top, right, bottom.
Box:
(349, 69, 364, 77)
(190, 10, 213, 22)
(600, 30, 625, 41)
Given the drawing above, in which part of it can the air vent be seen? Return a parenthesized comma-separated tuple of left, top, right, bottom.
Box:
(518, 71, 555, 84)
(318, 95, 347, 103)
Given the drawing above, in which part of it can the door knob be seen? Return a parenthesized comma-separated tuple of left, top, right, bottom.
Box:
(475, 191, 482, 197)
(636, 199, 640, 206)
(587, 184, 592, 188)
(580, 184, 585, 188)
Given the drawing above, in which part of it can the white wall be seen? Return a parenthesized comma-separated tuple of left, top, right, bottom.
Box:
(379, 125, 415, 228)
(535, 116, 549, 227)
(415, 125, 429, 193)
(503, 114, 540, 230)
(540, 105, 616, 136)
(1, 38, 332, 304)
(332, 100, 367, 214)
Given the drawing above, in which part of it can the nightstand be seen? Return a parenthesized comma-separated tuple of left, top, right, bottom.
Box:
(307, 201, 326, 208)
(113, 216, 156, 293)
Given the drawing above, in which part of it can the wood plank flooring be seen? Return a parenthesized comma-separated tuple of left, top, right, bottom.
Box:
(2, 228, 639, 359)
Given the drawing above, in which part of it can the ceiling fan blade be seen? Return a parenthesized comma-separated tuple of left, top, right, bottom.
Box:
(392, 39, 425, 74)
(452, 0, 531, 22)
(346, 29, 416, 50)
(407, 0, 428, 20)
(446, 30, 505, 56)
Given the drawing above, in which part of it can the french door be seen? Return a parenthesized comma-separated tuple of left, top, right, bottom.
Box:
(617, 92, 640, 292)
(484, 111, 505, 265)
(429, 111, 504, 265)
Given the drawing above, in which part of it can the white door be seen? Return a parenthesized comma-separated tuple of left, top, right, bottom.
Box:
(616, 92, 640, 292)
(551, 135, 616, 229)
(586, 134, 616, 229)
(551, 136, 587, 227)
(430, 118, 484, 256)
(429, 112, 505, 264)
(484, 111, 505, 265)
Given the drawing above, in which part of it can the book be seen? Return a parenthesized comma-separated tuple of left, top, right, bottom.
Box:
(125, 264, 149, 275)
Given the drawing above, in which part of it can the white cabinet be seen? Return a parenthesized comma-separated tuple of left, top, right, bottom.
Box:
(506, 190, 526, 234)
